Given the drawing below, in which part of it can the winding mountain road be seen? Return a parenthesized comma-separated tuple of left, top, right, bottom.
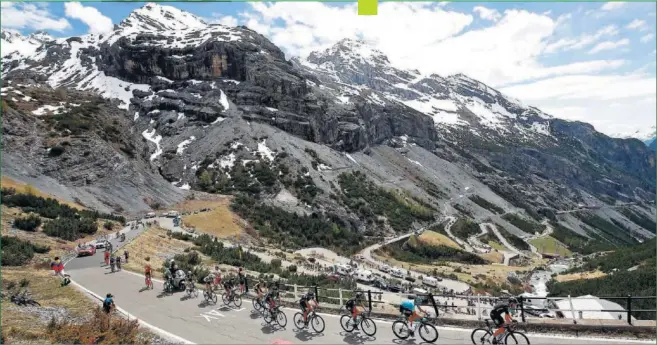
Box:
(62, 222, 651, 345)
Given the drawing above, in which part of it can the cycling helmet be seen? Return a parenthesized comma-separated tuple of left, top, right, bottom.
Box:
(508, 297, 518, 305)
(355, 292, 364, 299)
(187, 270, 192, 276)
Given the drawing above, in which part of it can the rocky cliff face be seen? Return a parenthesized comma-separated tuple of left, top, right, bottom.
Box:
(1, 3, 654, 244)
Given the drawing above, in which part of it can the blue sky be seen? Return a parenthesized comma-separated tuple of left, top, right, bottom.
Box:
(1, 1, 656, 138)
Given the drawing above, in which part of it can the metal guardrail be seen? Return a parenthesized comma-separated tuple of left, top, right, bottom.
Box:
(247, 279, 655, 324)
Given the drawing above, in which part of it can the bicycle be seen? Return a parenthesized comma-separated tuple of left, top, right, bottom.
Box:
(163, 278, 174, 295)
(221, 287, 242, 308)
(145, 275, 154, 290)
(392, 314, 438, 343)
(340, 309, 377, 337)
(187, 282, 199, 298)
(203, 286, 218, 304)
(294, 309, 325, 333)
(252, 295, 266, 312)
(10, 291, 41, 307)
(471, 320, 530, 345)
(263, 305, 288, 328)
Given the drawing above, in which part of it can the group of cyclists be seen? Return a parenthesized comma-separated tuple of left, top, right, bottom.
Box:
(141, 258, 519, 343)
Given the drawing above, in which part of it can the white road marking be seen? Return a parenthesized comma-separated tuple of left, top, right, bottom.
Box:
(198, 309, 226, 322)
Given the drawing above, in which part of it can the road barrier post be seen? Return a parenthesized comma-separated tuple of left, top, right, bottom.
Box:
(477, 294, 481, 321)
(368, 290, 372, 313)
(568, 295, 577, 324)
(519, 296, 526, 323)
(627, 295, 632, 325)
(428, 292, 439, 317)
(339, 288, 343, 305)
(294, 284, 298, 300)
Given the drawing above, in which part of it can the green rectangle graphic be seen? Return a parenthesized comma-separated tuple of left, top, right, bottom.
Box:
(358, 0, 378, 15)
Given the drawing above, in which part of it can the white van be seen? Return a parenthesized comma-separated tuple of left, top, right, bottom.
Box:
(379, 264, 391, 273)
(390, 268, 404, 278)
(422, 276, 439, 288)
(168, 211, 179, 218)
(145, 212, 156, 219)
(356, 270, 374, 283)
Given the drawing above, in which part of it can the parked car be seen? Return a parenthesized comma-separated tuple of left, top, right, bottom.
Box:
(372, 279, 388, 290)
(388, 284, 402, 293)
(94, 240, 108, 249)
(327, 274, 341, 282)
(404, 276, 416, 283)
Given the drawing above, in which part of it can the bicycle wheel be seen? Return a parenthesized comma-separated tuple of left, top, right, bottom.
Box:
(205, 291, 217, 304)
(275, 310, 287, 328)
(471, 328, 493, 345)
(340, 315, 356, 332)
(505, 332, 530, 345)
(253, 298, 263, 312)
(264, 310, 274, 324)
(26, 300, 41, 307)
(361, 317, 377, 337)
(392, 320, 411, 339)
(192, 288, 199, 298)
(222, 293, 229, 305)
(294, 313, 305, 329)
(233, 294, 242, 308)
(419, 323, 439, 343)
(310, 314, 325, 333)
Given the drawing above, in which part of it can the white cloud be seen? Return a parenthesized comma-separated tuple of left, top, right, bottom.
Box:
(242, 2, 473, 60)
(64, 2, 113, 34)
(625, 19, 647, 31)
(601, 2, 626, 11)
(501, 73, 656, 137)
(588, 38, 630, 54)
(544, 25, 618, 53)
(0, 2, 70, 31)
(204, 12, 239, 27)
(641, 33, 655, 43)
(473, 6, 501, 22)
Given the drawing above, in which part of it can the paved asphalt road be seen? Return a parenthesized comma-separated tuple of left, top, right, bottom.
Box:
(65, 226, 650, 345)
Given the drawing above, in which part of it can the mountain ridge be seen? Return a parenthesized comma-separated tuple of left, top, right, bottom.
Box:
(1, 3, 654, 249)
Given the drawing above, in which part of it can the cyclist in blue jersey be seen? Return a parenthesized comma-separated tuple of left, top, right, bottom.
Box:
(399, 295, 429, 336)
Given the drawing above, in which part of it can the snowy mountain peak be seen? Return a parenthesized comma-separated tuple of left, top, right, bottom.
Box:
(308, 38, 390, 67)
(1, 28, 51, 58)
(119, 2, 207, 31)
(28, 30, 54, 42)
(1, 28, 23, 42)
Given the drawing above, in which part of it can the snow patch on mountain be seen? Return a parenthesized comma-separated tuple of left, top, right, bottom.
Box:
(1, 29, 53, 59)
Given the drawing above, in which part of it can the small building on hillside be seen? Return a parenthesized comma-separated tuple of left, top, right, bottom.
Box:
(541, 253, 561, 259)
(553, 295, 632, 321)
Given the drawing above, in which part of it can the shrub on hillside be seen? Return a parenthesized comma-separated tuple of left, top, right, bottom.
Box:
(271, 259, 282, 268)
(469, 195, 504, 214)
(288, 265, 297, 272)
(13, 214, 42, 231)
(43, 217, 97, 241)
(230, 194, 364, 254)
(46, 307, 142, 344)
(1, 236, 50, 266)
(103, 221, 115, 231)
(337, 171, 434, 232)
